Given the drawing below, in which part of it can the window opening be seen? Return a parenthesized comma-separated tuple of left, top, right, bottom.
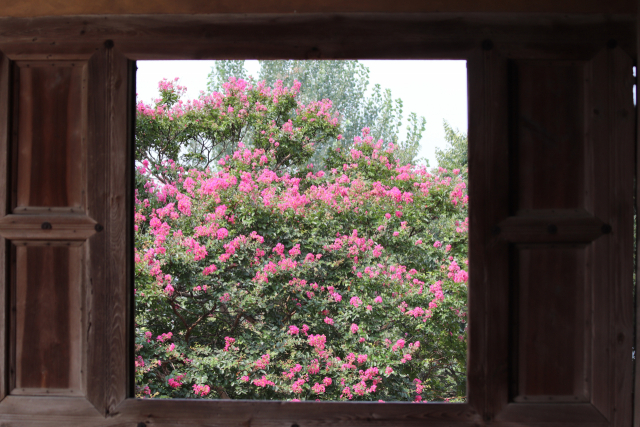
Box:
(133, 60, 468, 402)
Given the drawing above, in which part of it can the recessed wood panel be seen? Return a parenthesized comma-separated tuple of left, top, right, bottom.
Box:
(515, 246, 587, 401)
(15, 62, 86, 210)
(511, 60, 585, 212)
(14, 244, 83, 394)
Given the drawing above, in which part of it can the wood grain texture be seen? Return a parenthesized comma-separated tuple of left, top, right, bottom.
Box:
(587, 47, 635, 426)
(14, 61, 87, 210)
(84, 44, 133, 416)
(496, 403, 608, 425)
(468, 34, 634, 427)
(511, 59, 585, 211)
(0, 49, 11, 402)
(112, 399, 481, 427)
(14, 244, 83, 393)
(635, 5, 640, 427)
(85, 45, 109, 415)
(2, 0, 636, 17)
(0, 14, 634, 61)
(466, 47, 511, 422)
(0, 398, 479, 426)
(605, 46, 634, 427)
(0, 214, 97, 241)
(497, 210, 606, 243)
(105, 45, 133, 415)
(515, 246, 587, 400)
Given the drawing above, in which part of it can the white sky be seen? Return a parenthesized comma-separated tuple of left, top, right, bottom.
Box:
(136, 60, 467, 168)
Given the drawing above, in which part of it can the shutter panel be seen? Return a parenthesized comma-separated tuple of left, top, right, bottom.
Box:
(0, 45, 133, 416)
(469, 45, 634, 426)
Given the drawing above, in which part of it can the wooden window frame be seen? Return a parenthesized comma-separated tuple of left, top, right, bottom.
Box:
(0, 12, 635, 426)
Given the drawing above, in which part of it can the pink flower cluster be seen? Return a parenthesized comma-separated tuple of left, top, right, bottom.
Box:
(168, 373, 185, 388)
(308, 334, 327, 350)
(255, 354, 271, 369)
(193, 384, 211, 396)
(224, 336, 235, 352)
(252, 376, 276, 388)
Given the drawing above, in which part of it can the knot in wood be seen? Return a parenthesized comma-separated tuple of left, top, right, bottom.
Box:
(41, 222, 52, 230)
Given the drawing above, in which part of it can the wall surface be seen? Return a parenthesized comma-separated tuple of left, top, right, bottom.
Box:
(2, 0, 636, 17)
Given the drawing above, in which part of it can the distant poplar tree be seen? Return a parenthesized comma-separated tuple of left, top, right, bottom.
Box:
(435, 120, 467, 171)
(207, 60, 426, 167)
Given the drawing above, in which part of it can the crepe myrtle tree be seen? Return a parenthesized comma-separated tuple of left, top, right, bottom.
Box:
(208, 60, 426, 168)
(134, 77, 468, 402)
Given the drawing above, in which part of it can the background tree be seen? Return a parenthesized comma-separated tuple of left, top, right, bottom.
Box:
(208, 60, 426, 167)
(434, 120, 467, 171)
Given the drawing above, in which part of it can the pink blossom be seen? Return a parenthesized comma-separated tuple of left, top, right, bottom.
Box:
(272, 243, 285, 256)
(288, 244, 301, 257)
(252, 375, 275, 387)
(202, 264, 217, 276)
(168, 373, 185, 388)
(192, 384, 211, 396)
(308, 359, 320, 374)
(255, 354, 271, 369)
(324, 317, 334, 325)
(224, 336, 235, 351)
(157, 332, 173, 342)
(391, 339, 406, 352)
(308, 334, 327, 350)
(350, 323, 359, 334)
(288, 325, 300, 335)
(216, 227, 229, 240)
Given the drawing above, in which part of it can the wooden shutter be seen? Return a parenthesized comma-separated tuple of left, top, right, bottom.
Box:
(468, 42, 634, 426)
(0, 44, 133, 417)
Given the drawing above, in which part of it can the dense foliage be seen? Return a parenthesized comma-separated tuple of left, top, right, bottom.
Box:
(435, 120, 468, 172)
(134, 77, 468, 402)
(208, 60, 426, 166)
